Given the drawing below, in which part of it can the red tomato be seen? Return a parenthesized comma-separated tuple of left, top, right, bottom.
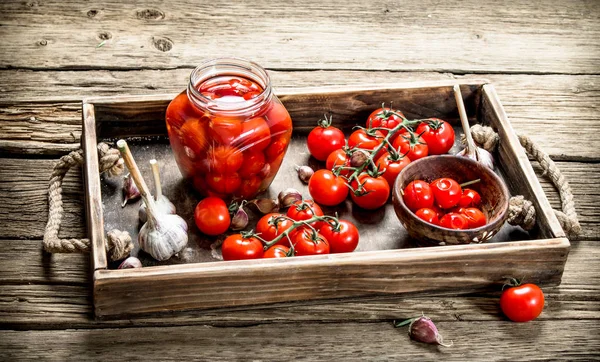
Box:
(255, 213, 294, 245)
(291, 228, 330, 256)
(500, 282, 545, 322)
(439, 212, 469, 229)
(199, 75, 262, 99)
(166, 91, 200, 130)
(460, 207, 487, 228)
(264, 101, 292, 137)
(430, 178, 462, 209)
(375, 152, 411, 187)
(235, 176, 262, 199)
(347, 129, 385, 159)
(264, 135, 289, 162)
(318, 220, 360, 253)
(221, 233, 264, 261)
(415, 208, 440, 225)
(263, 245, 291, 258)
(208, 116, 242, 145)
(415, 118, 455, 155)
(350, 173, 390, 210)
(286, 200, 324, 223)
(235, 116, 271, 152)
(238, 150, 266, 178)
(308, 169, 349, 206)
(206, 145, 243, 174)
(402, 180, 434, 212)
(366, 107, 404, 137)
(181, 118, 210, 160)
(392, 133, 429, 161)
(459, 188, 482, 208)
(206, 172, 241, 194)
(307, 124, 345, 161)
(194, 197, 230, 235)
(326, 149, 352, 177)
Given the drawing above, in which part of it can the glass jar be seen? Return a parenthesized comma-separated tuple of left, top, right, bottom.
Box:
(165, 58, 292, 200)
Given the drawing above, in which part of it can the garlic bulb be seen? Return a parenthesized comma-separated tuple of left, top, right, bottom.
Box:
(139, 159, 176, 222)
(117, 140, 188, 262)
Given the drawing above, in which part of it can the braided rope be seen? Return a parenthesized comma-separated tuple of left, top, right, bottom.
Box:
(43, 142, 133, 260)
(468, 125, 581, 238)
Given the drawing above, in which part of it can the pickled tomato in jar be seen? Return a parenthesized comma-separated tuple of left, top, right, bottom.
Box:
(165, 58, 292, 200)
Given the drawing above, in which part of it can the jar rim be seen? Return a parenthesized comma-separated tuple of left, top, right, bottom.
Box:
(187, 57, 273, 114)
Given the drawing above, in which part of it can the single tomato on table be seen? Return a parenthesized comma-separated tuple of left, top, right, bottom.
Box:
(308, 169, 349, 206)
(350, 173, 390, 210)
(500, 280, 545, 322)
(307, 118, 345, 161)
(415, 118, 455, 155)
(318, 220, 360, 253)
(194, 196, 230, 236)
(221, 233, 264, 261)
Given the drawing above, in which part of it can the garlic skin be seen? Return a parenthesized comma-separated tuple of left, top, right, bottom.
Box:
(248, 198, 280, 214)
(296, 165, 314, 184)
(118, 256, 142, 269)
(230, 207, 249, 230)
(457, 147, 495, 169)
(139, 213, 188, 261)
(139, 195, 176, 222)
(122, 173, 141, 207)
(278, 188, 302, 208)
(350, 150, 369, 168)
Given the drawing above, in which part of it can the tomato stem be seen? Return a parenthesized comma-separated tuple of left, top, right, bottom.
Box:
(459, 179, 481, 188)
(262, 214, 340, 249)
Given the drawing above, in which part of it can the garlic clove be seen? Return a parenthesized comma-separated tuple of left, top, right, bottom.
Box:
(122, 173, 141, 207)
(230, 206, 249, 230)
(118, 256, 142, 269)
(350, 150, 369, 168)
(248, 198, 280, 214)
(296, 165, 314, 184)
(278, 188, 303, 208)
(408, 316, 452, 347)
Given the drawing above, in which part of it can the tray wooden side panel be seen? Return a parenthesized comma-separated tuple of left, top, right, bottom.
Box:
(481, 84, 565, 240)
(94, 238, 569, 317)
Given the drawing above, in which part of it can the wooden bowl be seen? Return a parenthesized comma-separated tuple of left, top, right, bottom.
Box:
(392, 155, 510, 246)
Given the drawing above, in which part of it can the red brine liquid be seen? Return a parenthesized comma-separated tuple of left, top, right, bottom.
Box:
(166, 74, 293, 200)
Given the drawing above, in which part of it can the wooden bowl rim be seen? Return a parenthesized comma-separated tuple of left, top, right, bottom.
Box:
(392, 155, 510, 233)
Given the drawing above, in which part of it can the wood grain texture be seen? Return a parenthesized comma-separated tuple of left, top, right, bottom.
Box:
(1, 320, 599, 361)
(1, 71, 598, 160)
(1, 0, 598, 74)
(1, 238, 597, 329)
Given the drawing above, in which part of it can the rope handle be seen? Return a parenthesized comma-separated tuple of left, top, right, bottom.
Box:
(466, 125, 581, 238)
(43, 142, 133, 260)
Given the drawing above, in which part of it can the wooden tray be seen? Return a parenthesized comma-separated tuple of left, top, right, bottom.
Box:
(82, 80, 569, 318)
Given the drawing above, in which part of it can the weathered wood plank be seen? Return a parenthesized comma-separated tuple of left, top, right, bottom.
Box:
(0, 0, 598, 74)
(0, 71, 598, 160)
(0, 235, 597, 329)
(1, 158, 596, 240)
(1, 320, 599, 361)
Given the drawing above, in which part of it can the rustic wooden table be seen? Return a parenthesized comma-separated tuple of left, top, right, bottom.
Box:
(1, 1, 599, 360)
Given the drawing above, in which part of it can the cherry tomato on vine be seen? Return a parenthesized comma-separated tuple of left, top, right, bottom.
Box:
(415, 118, 455, 155)
(460, 207, 487, 228)
(326, 149, 352, 177)
(459, 188, 482, 208)
(348, 129, 386, 159)
(194, 197, 230, 236)
(375, 152, 411, 187)
(255, 213, 294, 245)
(430, 178, 462, 209)
(366, 107, 405, 138)
(500, 281, 545, 322)
(415, 208, 440, 225)
(392, 133, 429, 161)
(318, 220, 360, 253)
(308, 169, 349, 206)
(439, 212, 469, 230)
(291, 228, 330, 256)
(402, 180, 434, 212)
(221, 233, 264, 261)
(350, 173, 390, 210)
(263, 245, 291, 258)
(286, 200, 324, 225)
(307, 118, 345, 161)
